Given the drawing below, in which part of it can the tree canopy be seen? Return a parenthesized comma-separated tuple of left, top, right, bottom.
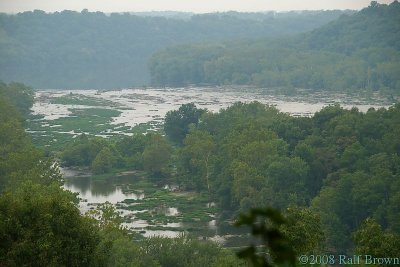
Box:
(0, 9, 351, 88)
(164, 103, 206, 145)
(171, 100, 400, 253)
(150, 2, 400, 92)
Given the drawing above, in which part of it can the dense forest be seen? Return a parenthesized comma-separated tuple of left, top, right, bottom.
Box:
(0, 9, 350, 88)
(150, 1, 400, 92)
(54, 100, 400, 256)
(169, 102, 400, 253)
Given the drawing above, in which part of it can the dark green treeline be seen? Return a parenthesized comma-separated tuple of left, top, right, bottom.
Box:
(150, 2, 400, 92)
(0, 9, 349, 89)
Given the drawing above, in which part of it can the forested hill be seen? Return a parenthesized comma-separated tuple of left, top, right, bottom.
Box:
(149, 1, 400, 92)
(303, 1, 400, 52)
(0, 10, 349, 89)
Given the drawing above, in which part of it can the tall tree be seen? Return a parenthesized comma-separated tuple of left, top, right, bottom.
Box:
(142, 133, 172, 178)
(164, 103, 205, 145)
(178, 129, 215, 192)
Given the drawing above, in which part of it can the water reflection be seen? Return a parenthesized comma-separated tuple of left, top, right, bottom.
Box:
(63, 175, 144, 212)
(62, 170, 247, 242)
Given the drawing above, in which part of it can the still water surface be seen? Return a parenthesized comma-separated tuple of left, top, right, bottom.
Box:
(62, 170, 220, 239)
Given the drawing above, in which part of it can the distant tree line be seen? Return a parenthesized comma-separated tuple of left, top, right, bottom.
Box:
(0, 9, 350, 89)
(150, 1, 400, 93)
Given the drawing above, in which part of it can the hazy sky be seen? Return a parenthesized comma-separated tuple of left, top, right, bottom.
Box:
(0, 0, 394, 13)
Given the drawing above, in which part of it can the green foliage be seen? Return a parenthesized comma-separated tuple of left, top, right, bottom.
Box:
(309, 105, 400, 251)
(150, 2, 400, 92)
(0, 181, 100, 266)
(0, 84, 35, 187)
(142, 133, 173, 178)
(265, 157, 309, 208)
(211, 252, 249, 267)
(0, 81, 34, 117)
(62, 134, 108, 166)
(87, 201, 124, 230)
(234, 208, 296, 267)
(164, 103, 206, 145)
(61, 131, 174, 179)
(122, 188, 216, 225)
(353, 218, 400, 257)
(86, 202, 159, 267)
(61, 134, 125, 174)
(172, 100, 400, 255)
(91, 147, 122, 174)
(280, 206, 325, 255)
(0, 91, 61, 191)
(51, 108, 122, 133)
(0, 10, 350, 88)
(115, 134, 147, 169)
(178, 129, 215, 191)
(0, 92, 102, 266)
(94, 230, 159, 267)
(116, 134, 146, 157)
(142, 234, 243, 267)
(176, 102, 311, 212)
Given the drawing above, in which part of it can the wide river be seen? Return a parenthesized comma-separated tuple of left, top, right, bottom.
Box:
(33, 87, 394, 243)
(32, 87, 392, 126)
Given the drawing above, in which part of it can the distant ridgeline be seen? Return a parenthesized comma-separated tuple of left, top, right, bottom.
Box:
(0, 9, 351, 89)
(150, 1, 400, 92)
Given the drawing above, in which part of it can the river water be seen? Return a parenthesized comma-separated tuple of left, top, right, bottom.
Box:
(32, 87, 392, 126)
(35, 87, 394, 243)
(62, 169, 220, 239)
